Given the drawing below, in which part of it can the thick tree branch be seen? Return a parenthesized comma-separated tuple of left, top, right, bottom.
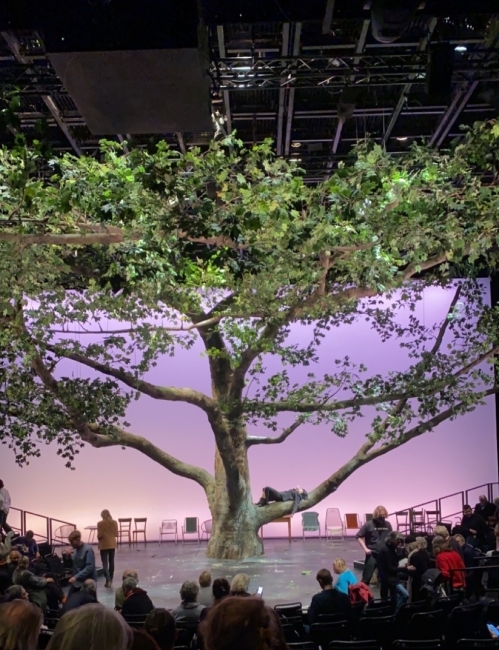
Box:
(256, 385, 499, 525)
(44, 344, 216, 414)
(246, 416, 307, 447)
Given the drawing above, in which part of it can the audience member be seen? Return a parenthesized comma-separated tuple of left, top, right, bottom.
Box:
(230, 573, 252, 597)
(46, 603, 133, 650)
(333, 558, 358, 595)
(131, 629, 161, 650)
(121, 576, 155, 619)
(116, 569, 139, 610)
(356, 506, 392, 588)
(0, 534, 14, 596)
(66, 530, 97, 595)
(198, 571, 214, 606)
(434, 525, 463, 559)
(172, 580, 205, 622)
(377, 531, 410, 607)
(0, 480, 12, 535)
(5, 584, 29, 601)
(212, 578, 230, 603)
(201, 596, 274, 650)
(406, 537, 431, 601)
(486, 524, 499, 557)
(97, 509, 119, 588)
(0, 599, 42, 650)
(308, 568, 351, 624)
(474, 495, 496, 521)
(62, 579, 98, 615)
(43, 573, 65, 611)
(13, 531, 39, 560)
(145, 608, 177, 650)
(8, 550, 20, 575)
(432, 536, 466, 591)
(12, 555, 52, 611)
(454, 505, 488, 545)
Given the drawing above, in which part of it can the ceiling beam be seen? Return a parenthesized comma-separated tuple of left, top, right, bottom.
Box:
(322, 0, 336, 35)
(216, 25, 232, 134)
(176, 132, 187, 154)
(284, 23, 302, 156)
(276, 23, 290, 156)
(434, 80, 479, 147)
(41, 95, 82, 156)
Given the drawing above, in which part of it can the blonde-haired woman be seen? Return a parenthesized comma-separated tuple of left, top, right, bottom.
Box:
(0, 599, 43, 650)
(97, 509, 118, 588)
(46, 603, 133, 650)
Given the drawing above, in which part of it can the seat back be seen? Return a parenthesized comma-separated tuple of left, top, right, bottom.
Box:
(330, 643, 381, 650)
(345, 513, 361, 529)
(134, 518, 147, 531)
(447, 603, 486, 644)
(302, 512, 320, 529)
(118, 518, 132, 531)
(274, 602, 303, 618)
(280, 623, 301, 643)
(122, 613, 148, 628)
(395, 601, 427, 630)
(184, 517, 199, 533)
(456, 641, 499, 650)
(358, 615, 396, 644)
(310, 621, 351, 646)
(392, 641, 442, 650)
(161, 520, 177, 532)
(54, 524, 76, 543)
(406, 611, 445, 641)
(202, 519, 213, 533)
(326, 508, 342, 528)
(288, 643, 316, 650)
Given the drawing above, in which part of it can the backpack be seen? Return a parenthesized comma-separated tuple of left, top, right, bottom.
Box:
(349, 582, 373, 605)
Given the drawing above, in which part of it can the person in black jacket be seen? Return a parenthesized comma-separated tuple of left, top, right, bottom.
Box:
(474, 495, 496, 522)
(377, 532, 412, 608)
(62, 579, 98, 615)
(121, 576, 155, 619)
(256, 487, 308, 515)
(407, 537, 431, 601)
(307, 569, 351, 624)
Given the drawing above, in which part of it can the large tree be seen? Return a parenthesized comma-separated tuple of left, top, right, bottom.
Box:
(1, 122, 499, 559)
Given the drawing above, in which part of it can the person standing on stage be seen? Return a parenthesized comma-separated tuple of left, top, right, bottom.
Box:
(66, 530, 97, 596)
(356, 506, 392, 588)
(0, 480, 12, 535)
(97, 509, 118, 589)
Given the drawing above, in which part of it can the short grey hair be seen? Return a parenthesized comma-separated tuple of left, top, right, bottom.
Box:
(122, 569, 138, 581)
(123, 576, 138, 593)
(6, 584, 26, 599)
(82, 579, 97, 594)
(180, 580, 199, 603)
(230, 573, 250, 593)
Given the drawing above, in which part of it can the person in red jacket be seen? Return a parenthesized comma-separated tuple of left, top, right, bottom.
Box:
(432, 536, 466, 590)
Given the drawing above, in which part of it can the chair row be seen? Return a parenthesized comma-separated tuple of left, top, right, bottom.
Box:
(159, 518, 212, 544)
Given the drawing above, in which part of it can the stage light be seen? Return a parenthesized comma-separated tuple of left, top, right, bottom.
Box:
(454, 45, 467, 52)
(396, 136, 408, 141)
(291, 142, 302, 148)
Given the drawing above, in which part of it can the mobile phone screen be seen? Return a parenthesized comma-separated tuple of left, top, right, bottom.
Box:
(487, 623, 499, 636)
(257, 586, 263, 596)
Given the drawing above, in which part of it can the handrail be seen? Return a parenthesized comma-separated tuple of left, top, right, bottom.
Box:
(6, 506, 75, 545)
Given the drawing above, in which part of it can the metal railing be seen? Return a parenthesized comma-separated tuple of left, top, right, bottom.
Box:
(7, 506, 75, 546)
(390, 482, 499, 533)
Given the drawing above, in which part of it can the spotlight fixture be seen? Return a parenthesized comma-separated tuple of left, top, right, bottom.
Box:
(454, 45, 467, 52)
(291, 142, 302, 148)
(396, 136, 408, 141)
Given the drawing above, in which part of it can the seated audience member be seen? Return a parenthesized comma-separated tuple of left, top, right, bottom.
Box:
(333, 558, 358, 595)
(8, 549, 20, 574)
(66, 530, 97, 596)
(230, 573, 252, 597)
(201, 596, 275, 650)
(485, 526, 499, 589)
(121, 576, 155, 619)
(0, 539, 13, 596)
(172, 580, 205, 623)
(434, 524, 463, 559)
(116, 569, 139, 610)
(377, 532, 410, 608)
(14, 530, 40, 560)
(308, 568, 351, 624)
(200, 578, 231, 622)
(62, 579, 98, 614)
(406, 537, 431, 601)
(475, 495, 496, 521)
(145, 608, 177, 650)
(0, 599, 43, 650)
(198, 571, 214, 607)
(131, 628, 161, 650)
(44, 573, 65, 611)
(13, 555, 52, 611)
(5, 584, 29, 601)
(432, 536, 466, 590)
(486, 525, 499, 557)
(45, 603, 133, 650)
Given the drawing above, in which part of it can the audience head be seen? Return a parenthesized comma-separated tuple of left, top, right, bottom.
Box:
(479, 495, 488, 505)
(9, 550, 20, 565)
(433, 525, 450, 539)
(0, 480, 4, 489)
(25, 530, 35, 541)
(18, 556, 30, 571)
(101, 509, 112, 520)
(82, 579, 97, 595)
(373, 506, 388, 521)
(131, 629, 160, 650)
(415, 536, 427, 549)
(453, 534, 466, 547)
(123, 569, 139, 582)
(199, 571, 212, 588)
(231, 573, 251, 595)
(0, 599, 43, 650)
(432, 535, 451, 555)
(332, 559, 347, 575)
(212, 578, 230, 602)
(123, 577, 139, 597)
(6, 584, 28, 601)
(385, 531, 403, 548)
(202, 596, 273, 650)
(46, 603, 133, 650)
(180, 580, 199, 604)
(145, 609, 176, 650)
(316, 568, 333, 589)
(463, 505, 473, 518)
(68, 530, 83, 549)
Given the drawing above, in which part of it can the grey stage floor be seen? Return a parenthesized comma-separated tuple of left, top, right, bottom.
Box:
(94, 537, 372, 610)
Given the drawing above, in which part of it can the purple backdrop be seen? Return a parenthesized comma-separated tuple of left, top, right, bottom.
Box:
(1, 282, 497, 538)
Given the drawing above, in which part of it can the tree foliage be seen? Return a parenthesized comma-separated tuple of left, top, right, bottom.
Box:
(1, 120, 499, 550)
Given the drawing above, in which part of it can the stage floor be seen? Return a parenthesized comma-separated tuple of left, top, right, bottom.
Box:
(94, 537, 373, 610)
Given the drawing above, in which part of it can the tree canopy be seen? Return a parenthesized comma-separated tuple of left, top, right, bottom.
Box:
(1, 121, 499, 550)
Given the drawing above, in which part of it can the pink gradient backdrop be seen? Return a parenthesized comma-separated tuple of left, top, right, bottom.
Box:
(1, 282, 497, 539)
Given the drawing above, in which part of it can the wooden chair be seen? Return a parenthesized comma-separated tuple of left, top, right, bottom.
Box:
(410, 509, 425, 533)
(344, 513, 362, 535)
(159, 519, 178, 545)
(395, 511, 410, 535)
(182, 517, 200, 543)
(132, 518, 147, 544)
(118, 518, 132, 546)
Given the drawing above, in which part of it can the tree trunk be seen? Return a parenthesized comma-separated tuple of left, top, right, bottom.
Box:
(206, 448, 263, 559)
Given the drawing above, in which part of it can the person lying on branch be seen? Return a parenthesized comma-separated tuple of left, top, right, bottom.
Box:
(256, 486, 308, 515)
